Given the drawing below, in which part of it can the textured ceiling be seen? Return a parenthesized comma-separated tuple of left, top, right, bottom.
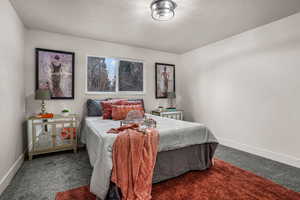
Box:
(11, 0, 300, 54)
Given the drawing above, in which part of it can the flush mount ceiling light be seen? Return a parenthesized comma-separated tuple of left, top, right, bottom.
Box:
(150, 0, 177, 21)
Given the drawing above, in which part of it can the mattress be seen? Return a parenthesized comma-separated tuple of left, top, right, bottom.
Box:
(81, 114, 218, 199)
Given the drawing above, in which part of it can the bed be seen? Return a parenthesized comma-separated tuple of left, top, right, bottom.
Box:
(81, 99, 218, 200)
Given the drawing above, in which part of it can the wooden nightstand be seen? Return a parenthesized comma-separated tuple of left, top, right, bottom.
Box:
(27, 114, 79, 160)
(151, 110, 183, 120)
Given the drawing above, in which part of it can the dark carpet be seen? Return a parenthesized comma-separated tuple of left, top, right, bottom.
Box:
(55, 159, 300, 200)
(1, 145, 300, 200)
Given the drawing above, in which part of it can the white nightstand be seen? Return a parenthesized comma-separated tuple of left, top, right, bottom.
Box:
(151, 110, 183, 120)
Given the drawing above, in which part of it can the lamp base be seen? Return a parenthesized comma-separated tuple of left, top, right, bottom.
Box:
(41, 100, 46, 114)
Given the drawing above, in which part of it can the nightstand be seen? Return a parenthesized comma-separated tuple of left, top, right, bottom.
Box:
(151, 110, 183, 120)
(27, 114, 79, 160)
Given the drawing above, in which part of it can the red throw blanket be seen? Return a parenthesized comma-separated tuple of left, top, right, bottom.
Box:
(107, 123, 139, 134)
(109, 125, 159, 200)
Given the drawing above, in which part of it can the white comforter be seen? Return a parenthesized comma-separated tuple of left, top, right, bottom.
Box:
(81, 114, 217, 199)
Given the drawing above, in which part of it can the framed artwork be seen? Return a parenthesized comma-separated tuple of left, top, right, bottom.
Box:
(119, 60, 144, 92)
(87, 56, 117, 93)
(155, 63, 175, 98)
(86, 56, 144, 93)
(36, 48, 75, 99)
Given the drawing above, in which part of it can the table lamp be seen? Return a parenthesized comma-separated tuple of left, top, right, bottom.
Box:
(35, 88, 51, 114)
(167, 92, 176, 109)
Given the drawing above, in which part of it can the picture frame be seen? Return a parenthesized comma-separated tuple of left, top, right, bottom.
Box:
(155, 63, 175, 99)
(36, 48, 75, 99)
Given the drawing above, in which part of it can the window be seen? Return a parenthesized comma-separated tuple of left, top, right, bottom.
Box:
(119, 60, 143, 92)
(86, 56, 144, 94)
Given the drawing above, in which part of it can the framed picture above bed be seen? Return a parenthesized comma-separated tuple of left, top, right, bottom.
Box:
(155, 63, 175, 98)
(119, 60, 143, 92)
(36, 48, 75, 99)
(86, 56, 144, 94)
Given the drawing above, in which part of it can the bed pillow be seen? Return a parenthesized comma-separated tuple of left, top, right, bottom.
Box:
(111, 104, 145, 120)
(101, 99, 126, 119)
(123, 100, 145, 112)
(86, 98, 145, 117)
(123, 100, 142, 105)
(86, 99, 106, 116)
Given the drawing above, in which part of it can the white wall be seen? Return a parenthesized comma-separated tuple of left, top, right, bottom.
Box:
(178, 13, 300, 168)
(0, 0, 25, 194)
(25, 30, 179, 117)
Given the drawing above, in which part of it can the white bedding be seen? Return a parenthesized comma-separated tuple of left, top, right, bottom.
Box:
(81, 114, 218, 199)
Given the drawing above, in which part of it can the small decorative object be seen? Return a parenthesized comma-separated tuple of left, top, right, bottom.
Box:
(120, 110, 144, 126)
(37, 113, 54, 119)
(61, 127, 76, 140)
(139, 117, 157, 134)
(36, 48, 75, 99)
(35, 88, 51, 114)
(143, 117, 157, 128)
(158, 106, 164, 112)
(166, 107, 177, 111)
(167, 92, 176, 109)
(62, 108, 70, 116)
(155, 63, 175, 98)
(150, 0, 177, 21)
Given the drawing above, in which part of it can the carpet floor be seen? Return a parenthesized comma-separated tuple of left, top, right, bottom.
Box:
(1, 145, 300, 200)
(56, 159, 300, 200)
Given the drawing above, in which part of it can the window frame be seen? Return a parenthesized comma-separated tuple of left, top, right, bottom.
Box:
(85, 55, 146, 95)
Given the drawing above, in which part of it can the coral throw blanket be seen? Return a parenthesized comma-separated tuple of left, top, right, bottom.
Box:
(109, 125, 159, 200)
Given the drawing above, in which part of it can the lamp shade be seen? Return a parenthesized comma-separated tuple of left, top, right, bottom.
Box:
(35, 88, 51, 100)
(167, 92, 176, 98)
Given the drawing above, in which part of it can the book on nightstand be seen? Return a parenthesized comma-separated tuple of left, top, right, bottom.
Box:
(166, 108, 177, 112)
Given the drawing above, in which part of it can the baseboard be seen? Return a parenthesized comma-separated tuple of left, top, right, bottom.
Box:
(218, 137, 300, 169)
(0, 153, 24, 196)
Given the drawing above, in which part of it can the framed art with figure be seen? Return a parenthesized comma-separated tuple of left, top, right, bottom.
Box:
(36, 48, 75, 99)
(155, 63, 175, 98)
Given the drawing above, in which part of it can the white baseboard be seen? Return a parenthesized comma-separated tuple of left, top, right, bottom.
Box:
(218, 137, 300, 169)
(0, 153, 24, 196)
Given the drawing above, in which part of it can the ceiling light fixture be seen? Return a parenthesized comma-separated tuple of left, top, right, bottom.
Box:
(150, 0, 177, 21)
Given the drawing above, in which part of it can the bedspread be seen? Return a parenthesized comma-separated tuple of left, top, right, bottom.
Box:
(81, 114, 218, 199)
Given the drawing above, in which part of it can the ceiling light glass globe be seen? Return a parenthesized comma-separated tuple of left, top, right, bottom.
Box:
(150, 0, 177, 21)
